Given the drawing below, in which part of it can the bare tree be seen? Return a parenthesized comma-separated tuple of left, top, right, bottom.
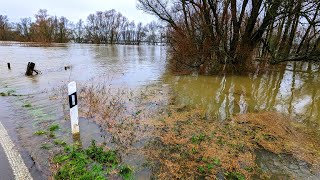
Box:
(138, 0, 320, 74)
(0, 15, 11, 40)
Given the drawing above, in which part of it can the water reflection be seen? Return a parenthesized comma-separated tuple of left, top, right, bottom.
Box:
(164, 62, 320, 125)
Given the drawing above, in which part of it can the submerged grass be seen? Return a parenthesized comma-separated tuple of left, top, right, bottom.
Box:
(33, 124, 60, 139)
(0, 89, 18, 96)
(23, 102, 32, 108)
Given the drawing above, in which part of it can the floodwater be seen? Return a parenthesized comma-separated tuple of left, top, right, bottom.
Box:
(0, 42, 319, 178)
(163, 62, 320, 126)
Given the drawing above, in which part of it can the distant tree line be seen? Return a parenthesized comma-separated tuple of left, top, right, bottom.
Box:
(0, 9, 166, 45)
(138, 0, 320, 73)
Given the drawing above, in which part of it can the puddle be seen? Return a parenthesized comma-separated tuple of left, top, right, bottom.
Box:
(256, 149, 320, 179)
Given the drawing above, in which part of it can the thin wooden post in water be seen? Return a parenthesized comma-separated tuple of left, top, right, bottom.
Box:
(25, 62, 35, 76)
(7, 63, 10, 70)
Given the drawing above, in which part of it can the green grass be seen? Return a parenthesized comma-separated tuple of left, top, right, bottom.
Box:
(34, 130, 46, 135)
(190, 133, 206, 144)
(135, 110, 142, 116)
(225, 171, 245, 180)
(48, 132, 56, 139)
(0, 92, 7, 96)
(198, 166, 206, 173)
(41, 143, 51, 149)
(54, 140, 67, 146)
(49, 124, 60, 132)
(0, 89, 16, 96)
(34, 124, 60, 139)
(119, 165, 134, 180)
(212, 158, 221, 166)
(23, 102, 32, 108)
(54, 140, 129, 180)
(198, 157, 221, 175)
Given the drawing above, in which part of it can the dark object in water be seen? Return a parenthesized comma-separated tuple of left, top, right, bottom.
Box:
(25, 62, 39, 76)
(7, 63, 10, 69)
(64, 65, 71, 70)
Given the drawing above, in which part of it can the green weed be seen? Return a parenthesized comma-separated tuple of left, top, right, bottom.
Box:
(34, 130, 46, 135)
(244, 167, 254, 172)
(54, 140, 126, 179)
(198, 166, 206, 173)
(135, 110, 142, 116)
(85, 140, 119, 167)
(23, 102, 32, 108)
(49, 124, 60, 132)
(191, 147, 198, 154)
(54, 140, 67, 146)
(0, 89, 16, 96)
(198, 157, 221, 174)
(191, 133, 206, 144)
(225, 171, 245, 180)
(48, 132, 56, 139)
(41, 143, 51, 149)
(212, 158, 221, 166)
(119, 165, 134, 180)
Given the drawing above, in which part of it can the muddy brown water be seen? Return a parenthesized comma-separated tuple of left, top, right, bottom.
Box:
(0, 42, 319, 179)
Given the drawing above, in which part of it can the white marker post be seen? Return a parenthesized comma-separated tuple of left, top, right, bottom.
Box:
(68, 81, 79, 134)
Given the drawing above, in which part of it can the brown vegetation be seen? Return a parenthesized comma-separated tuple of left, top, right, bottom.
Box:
(52, 81, 320, 178)
(145, 109, 320, 179)
(138, 0, 320, 74)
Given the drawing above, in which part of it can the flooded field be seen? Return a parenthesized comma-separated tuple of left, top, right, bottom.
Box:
(163, 63, 320, 125)
(0, 42, 320, 179)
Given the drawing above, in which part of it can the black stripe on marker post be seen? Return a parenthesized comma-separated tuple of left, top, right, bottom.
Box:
(69, 92, 78, 108)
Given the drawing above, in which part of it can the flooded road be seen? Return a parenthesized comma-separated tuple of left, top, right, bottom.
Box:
(0, 42, 320, 179)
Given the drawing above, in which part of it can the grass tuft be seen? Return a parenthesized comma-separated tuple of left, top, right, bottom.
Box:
(34, 130, 46, 135)
(53, 140, 128, 179)
(23, 102, 32, 108)
(49, 124, 60, 132)
(119, 165, 134, 180)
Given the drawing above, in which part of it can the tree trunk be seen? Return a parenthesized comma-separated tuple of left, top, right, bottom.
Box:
(285, 0, 302, 55)
(25, 62, 35, 76)
(278, 2, 294, 56)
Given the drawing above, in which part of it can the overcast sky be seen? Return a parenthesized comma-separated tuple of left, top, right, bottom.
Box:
(1, 0, 156, 24)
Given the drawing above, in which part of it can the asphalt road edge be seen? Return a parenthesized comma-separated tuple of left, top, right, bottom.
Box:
(0, 122, 33, 180)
